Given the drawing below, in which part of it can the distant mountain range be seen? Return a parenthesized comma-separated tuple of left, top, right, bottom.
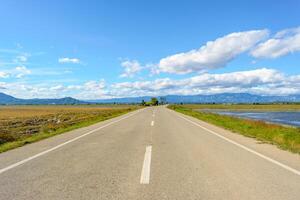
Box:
(88, 93, 300, 104)
(0, 92, 86, 105)
(1, 92, 300, 105)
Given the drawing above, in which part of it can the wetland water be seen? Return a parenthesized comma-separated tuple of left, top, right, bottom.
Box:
(201, 110, 300, 127)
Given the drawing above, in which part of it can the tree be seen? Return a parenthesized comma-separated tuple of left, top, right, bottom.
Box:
(150, 97, 159, 106)
(159, 97, 166, 105)
(141, 99, 146, 106)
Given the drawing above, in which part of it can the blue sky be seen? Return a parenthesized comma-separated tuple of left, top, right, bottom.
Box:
(0, 0, 300, 99)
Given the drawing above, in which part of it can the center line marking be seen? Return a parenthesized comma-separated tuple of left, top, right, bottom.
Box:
(151, 121, 154, 126)
(140, 146, 152, 184)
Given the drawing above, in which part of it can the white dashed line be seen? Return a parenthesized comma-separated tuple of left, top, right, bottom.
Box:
(140, 146, 152, 184)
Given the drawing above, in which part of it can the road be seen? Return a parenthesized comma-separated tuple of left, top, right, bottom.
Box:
(0, 106, 300, 200)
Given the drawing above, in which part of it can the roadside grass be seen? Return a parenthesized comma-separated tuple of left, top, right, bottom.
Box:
(168, 105, 300, 154)
(0, 106, 140, 153)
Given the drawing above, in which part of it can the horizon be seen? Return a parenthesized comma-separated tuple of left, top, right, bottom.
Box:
(2, 91, 300, 101)
(0, 1, 300, 100)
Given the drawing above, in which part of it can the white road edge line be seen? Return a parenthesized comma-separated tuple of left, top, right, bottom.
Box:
(151, 121, 154, 126)
(140, 145, 152, 184)
(174, 111, 300, 176)
(0, 109, 145, 175)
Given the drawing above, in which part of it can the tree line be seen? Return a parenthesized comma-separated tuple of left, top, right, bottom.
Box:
(140, 97, 167, 106)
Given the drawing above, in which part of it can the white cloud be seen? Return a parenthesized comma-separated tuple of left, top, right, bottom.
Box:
(251, 27, 300, 58)
(1, 68, 300, 99)
(0, 72, 9, 78)
(158, 30, 269, 74)
(45, 80, 107, 99)
(16, 55, 28, 62)
(58, 57, 81, 64)
(15, 66, 31, 78)
(187, 68, 283, 87)
(0, 82, 7, 89)
(73, 80, 107, 99)
(50, 85, 64, 91)
(111, 68, 298, 97)
(0, 66, 31, 79)
(120, 60, 142, 78)
(0, 79, 108, 99)
(83, 80, 105, 90)
(0, 49, 31, 67)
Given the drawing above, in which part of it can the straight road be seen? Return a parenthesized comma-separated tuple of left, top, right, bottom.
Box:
(0, 106, 299, 199)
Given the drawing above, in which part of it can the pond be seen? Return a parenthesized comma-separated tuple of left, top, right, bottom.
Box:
(201, 110, 300, 127)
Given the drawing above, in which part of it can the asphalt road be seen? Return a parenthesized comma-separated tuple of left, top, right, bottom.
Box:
(0, 106, 300, 200)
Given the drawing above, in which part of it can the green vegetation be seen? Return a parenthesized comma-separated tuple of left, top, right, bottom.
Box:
(168, 105, 300, 154)
(0, 105, 140, 153)
(140, 97, 160, 106)
(150, 97, 159, 106)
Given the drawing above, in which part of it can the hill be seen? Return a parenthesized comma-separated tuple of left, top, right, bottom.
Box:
(0, 92, 87, 105)
(2, 92, 300, 105)
(89, 93, 300, 104)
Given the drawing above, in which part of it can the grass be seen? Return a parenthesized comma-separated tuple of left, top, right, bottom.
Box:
(0, 105, 140, 153)
(168, 105, 300, 154)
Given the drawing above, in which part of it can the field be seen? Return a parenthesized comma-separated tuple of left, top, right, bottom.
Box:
(168, 104, 300, 154)
(0, 105, 140, 153)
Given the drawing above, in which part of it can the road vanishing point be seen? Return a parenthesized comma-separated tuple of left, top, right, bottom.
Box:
(0, 106, 300, 200)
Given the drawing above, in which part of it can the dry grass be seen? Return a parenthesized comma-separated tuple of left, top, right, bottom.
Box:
(0, 105, 140, 153)
(0, 105, 133, 118)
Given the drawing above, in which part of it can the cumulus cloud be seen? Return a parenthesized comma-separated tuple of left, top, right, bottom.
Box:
(111, 68, 298, 96)
(251, 27, 300, 58)
(83, 80, 105, 90)
(158, 30, 269, 74)
(50, 85, 64, 91)
(15, 66, 31, 78)
(73, 80, 107, 99)
(187, 68, 283, 87)
(58, 57, 81, 64)
(0, 80, 108, 99)
(2, 68, 300, 99)
(47, 80, 107, 99)
(120, 60, 142, 78)
(0, 66, 31, 79)
(0, 82, 7, 89)
(0, 72, 9, 78)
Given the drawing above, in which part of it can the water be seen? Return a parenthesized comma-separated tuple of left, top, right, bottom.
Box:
(202, 110, 300, 127)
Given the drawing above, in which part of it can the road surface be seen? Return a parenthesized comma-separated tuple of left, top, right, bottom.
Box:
(0, 106, 299, 199)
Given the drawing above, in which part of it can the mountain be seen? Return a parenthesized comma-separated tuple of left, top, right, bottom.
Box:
(21, 97, 86, 105)
(1, 92, 300, 105)
(162, 93, 300, 103)
(89, 93, 300, 104)
(0, 92, 87, 105)
(0, 92, 21, 104)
